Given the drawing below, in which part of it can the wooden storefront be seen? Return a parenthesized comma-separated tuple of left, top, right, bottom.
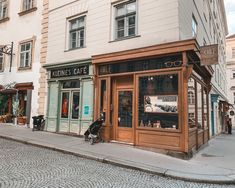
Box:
(92, 39, 213, 157)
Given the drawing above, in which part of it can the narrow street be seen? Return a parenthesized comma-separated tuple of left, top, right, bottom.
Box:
(0, 138, 234, 188)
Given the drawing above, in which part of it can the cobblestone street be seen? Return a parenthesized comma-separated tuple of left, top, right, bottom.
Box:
(0, 138, 233, 188)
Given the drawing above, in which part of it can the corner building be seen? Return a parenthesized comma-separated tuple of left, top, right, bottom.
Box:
(42, 0, 227, 156)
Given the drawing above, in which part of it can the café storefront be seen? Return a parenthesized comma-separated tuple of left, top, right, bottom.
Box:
(44, 59, 93, 135)
(93, 39, 213, 157)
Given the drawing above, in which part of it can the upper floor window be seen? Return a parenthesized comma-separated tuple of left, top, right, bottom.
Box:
(233, 72, 235, 78)
(234, 93, 235, 104)
(0, 49, 4, 72)
(115, 1, 136, 39)
(22, 0, 35, 11)
(0, 0, 8, 20)
(19, 42, 32, 68)
(192, 16, 197, 37)
(232, 48, 235, 59)
(188, 91, 195, 105)
(69, 16, 85, 49)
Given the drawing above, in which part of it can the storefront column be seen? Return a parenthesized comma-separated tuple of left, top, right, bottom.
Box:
(26, 90, 32, 125)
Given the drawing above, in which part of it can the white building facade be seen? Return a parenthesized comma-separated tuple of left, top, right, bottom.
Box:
(36, 0, 228, 155)
(226, 34, 235, 126)
(0, 0, 43, 125)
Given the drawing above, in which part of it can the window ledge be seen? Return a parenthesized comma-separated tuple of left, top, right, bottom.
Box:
(64, 46, 86, 52)
(18, 67, 32, 71)
(18, 7, 37, 16)
(109, 35, 141, 43)
(0, 17, 10, 24)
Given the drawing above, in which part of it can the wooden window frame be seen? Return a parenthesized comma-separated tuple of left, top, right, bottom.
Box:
(18, 0, 37, 16)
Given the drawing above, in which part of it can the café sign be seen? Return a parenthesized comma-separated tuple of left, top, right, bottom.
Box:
(200, 44, 218, 66)
(51, 65, 89, 78)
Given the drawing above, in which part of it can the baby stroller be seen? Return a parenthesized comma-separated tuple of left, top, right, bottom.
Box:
(84, 113, 105, 145)
(32, 115, 45, 131)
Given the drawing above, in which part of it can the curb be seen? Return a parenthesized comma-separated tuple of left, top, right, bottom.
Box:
(1, 135, 235, 185)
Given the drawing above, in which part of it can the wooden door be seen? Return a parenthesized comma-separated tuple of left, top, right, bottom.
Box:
(114, 89, 134, 143)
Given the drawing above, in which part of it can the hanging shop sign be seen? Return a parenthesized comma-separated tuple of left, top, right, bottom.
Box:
(200, 44, 218, 65)
(51, 65, 89, 78)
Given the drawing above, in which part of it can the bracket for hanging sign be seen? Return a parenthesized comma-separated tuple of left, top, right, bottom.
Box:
(0, 42, 14, 72)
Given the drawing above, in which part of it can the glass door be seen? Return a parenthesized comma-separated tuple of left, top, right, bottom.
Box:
(59, 90, 80, 133)
(115, 90, 134, 143)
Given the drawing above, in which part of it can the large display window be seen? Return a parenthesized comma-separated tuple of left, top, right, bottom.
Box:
(138, 74, 179, 129)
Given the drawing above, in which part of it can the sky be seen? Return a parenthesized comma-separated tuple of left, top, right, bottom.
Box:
(225, 0, 235, 35)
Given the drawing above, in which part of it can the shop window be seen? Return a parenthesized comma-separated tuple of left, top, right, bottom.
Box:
(138, 74, 178, 129)
(0, 0, 8, 20)
(19, 41, 32, 68)
(114, 1, 136, 39)
(69, 16, 85, 49)
(0, 49, 3, 71)
(203, 88, 208, 128)
(197, 83, 203, 129)
(100, 80, 107, 120)
(188, 78, 196, 128)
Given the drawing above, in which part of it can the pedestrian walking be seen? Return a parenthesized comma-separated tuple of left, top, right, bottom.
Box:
(226, 115, 232, 134)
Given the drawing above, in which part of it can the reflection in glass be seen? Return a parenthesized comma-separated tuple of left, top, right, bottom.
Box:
(72, 92, 80, 119)
(203, 88, 207, 128)
(138, 74, 178, 129)
(188, 78, 196, 128)
(118, 91, 132, 128)
(197, 83, 203, 129)
(61, 92, 69, 118)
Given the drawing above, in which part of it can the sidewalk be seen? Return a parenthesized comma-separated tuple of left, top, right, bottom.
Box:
(0, 124, 235, 184)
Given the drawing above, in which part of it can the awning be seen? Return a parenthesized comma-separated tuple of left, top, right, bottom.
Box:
(0, 82, 34, 94)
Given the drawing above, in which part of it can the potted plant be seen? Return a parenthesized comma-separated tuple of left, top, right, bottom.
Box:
(16, 107, 27, 125)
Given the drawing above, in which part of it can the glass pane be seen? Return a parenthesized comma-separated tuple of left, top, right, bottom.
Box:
(117, 30, 125, 38)
(78, 17, 85, 27)
(197, 83, 203, 129)
(118, 91, 132, 128)
(21, 44, 26, 52)
(61, 92, 70, 118)
(128, 27, 135, 36)
(26, 43, 31, 50)
(62, 80, 80, 89)
(128, 16, 135, 26)
(117, 19, 125, 30)
(70, 32, 77, 48)
(188, 78, 196, 128)
(116, 5, 125, 16)
(70, 20, 78, 30)
(72, 92, 80, 119)
(127, 2, 136, 13)
(20, 53, 25, 67)
(203, 88, 207, 128)
(138, 74, 179, 129)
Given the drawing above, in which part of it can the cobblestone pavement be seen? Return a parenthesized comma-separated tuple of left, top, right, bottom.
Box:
(0, 138, 234, 188)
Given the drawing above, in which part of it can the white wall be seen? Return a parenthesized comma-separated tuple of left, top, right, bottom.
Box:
(0, 0, 43, 118)
(46, 0, 180, 65)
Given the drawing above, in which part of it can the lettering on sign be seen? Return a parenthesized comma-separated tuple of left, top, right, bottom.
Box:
(51, 65, 89, 78)
(200, 44, 218, 66)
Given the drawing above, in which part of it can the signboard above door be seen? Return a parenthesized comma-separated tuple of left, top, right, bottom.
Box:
(51, 65, 89, 78)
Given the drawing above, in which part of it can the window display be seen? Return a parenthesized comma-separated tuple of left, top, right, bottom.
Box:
(138, 74, 179, 129)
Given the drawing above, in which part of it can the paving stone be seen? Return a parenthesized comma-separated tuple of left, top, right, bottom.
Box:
(0, 138, 234, 188)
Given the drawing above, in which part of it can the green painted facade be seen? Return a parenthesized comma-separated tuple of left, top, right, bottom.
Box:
(44, 59, 93, 135)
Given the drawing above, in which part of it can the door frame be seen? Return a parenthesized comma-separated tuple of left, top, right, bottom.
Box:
(113, 88, 134, 143)
(59, 89, 80, 133)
